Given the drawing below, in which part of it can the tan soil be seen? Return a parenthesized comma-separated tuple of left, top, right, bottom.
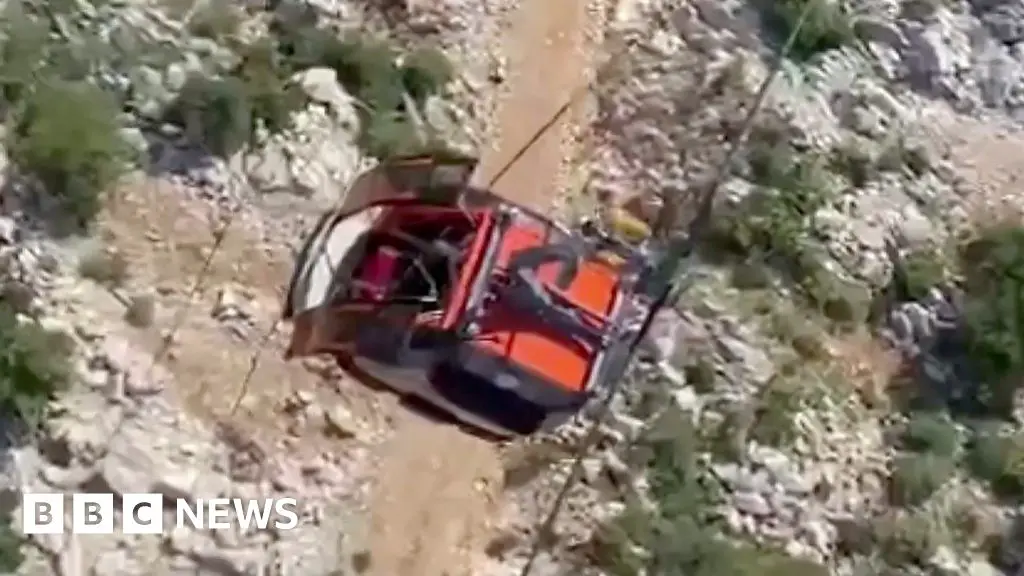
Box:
(98, 0, 608, 573)
(363, 0, 605, 574)
(98, 178, 382, 451)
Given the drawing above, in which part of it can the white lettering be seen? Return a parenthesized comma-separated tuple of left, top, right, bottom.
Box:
(207, 498, 231, 529)
(176, 499, 203, 529)
(273, 498, 299, 530)
(83, 502, 103, 525)
(232, 499, 274, 531)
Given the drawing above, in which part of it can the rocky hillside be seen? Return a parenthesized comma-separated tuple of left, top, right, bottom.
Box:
(0, 0, 509, 573)
(483, 0, 1024, 576)
(4, 0, 1024, 574)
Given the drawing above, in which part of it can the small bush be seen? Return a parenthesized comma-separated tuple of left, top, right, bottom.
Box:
(592, 416, 828, 576)
(186, 0, 243, 40)
(829, 138, 876, 188)
(902, 411, 959, 457)
(124, 293, 155, 328)
(0, 304, 72, 426)
(770, 0, 856, 62)
(400, 46, 455, 104)
(731, 260, 773, 290)
(165, 39, 307, 158)
(78, 249, 129, 287)
(807, 270, 873, 327)
(168, 74, 253, 158)
(12, 80, 129, 234)
(878, 137, 932, 177)
(233, 40, 307, 134)
(765, 308, 829, 360)
(325, 35, 406, 111)
(750, 376, 807, 447)
(718, 145, 836, 303)
(682, 356, 717, 394)
(966, 432, 1024, 501)
(707, 405, 754, 462)
(958, 225, 1024, 418)
(0, 13, 49, 107)
(889, 453, 955, 506)
(901, 247, 947, 302)
(360, 112, 441, 160)
(0, 518, 23, 573)
(0, 281, 34, 314)
(272, 21, 455, 159)
(873, 511, 949, 568)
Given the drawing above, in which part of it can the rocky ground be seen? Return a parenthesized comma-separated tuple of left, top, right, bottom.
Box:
(5, 0, 1024, 575)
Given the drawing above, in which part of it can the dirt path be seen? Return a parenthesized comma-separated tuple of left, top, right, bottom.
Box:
(472, 0, 592, 206)
(97, 178, 383, 464)
(364, 0, 600, 575)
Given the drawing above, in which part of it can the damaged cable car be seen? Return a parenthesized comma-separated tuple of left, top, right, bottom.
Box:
(282, 154, 681, 438)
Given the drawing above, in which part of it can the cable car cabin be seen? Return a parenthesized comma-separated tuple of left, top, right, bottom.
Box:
(283, 155, 668, 439)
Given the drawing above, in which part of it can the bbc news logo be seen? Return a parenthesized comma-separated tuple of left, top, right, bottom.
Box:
(21, 493, 300, 534)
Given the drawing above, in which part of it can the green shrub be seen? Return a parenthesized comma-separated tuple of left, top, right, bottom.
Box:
(829, 137, 876, 188)
(591, 416, 828, 576)
(165, 39, 307, 157)
(765, 308, 829, 360)
(328, 36, 404, 110)
(12, 80, 129, 234)
(716, 144, 835, 296)
(0, 13, 48, 108)
(168, 74, 253, 158)
(902, 411, 959, 457)
(770, 0, 856, 62)
(401, 46, 455, 104)
(277, 29, 406, 112)
(0, 515, 22, 573)
(750, 376, 807, 447)
(889, 453, 955, 506)
(731, 260, 773, 290)
(0, 294, 70, 574)
(186, 0, 242, 40)
(0, 304, 72, 426)
(682, 356, 717, 394)
(272, 21, 455, 159)
(966, 432, 1024, 501)
(804, 269, 872, 327)
(358, 112, 446, 160)
(901, 247, 947, 302)
(877, 137, 932, 177)
(872, 511, 949, 568)
(958, 225, 1024, 418)
(233, 40, 306, 134)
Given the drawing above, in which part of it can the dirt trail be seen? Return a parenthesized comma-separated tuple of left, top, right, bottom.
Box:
(364, 0, 598, 575)
(98, 179, 385, 444)
(472, 0, 592, 205)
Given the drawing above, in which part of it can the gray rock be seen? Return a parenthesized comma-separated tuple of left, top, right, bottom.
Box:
(733, 491, 772, 516)
(856, 17, 908, 50)
(716, 332, 775, 386)
(296, 67, 359, 129)
(967, 559, 1002, 576)
(981, 4, 1024, 44)
(0, 216, 14, 245)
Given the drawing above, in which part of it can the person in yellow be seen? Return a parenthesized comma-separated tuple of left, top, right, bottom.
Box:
(610, 193, 661, 244)
(585, 193, 661, 267)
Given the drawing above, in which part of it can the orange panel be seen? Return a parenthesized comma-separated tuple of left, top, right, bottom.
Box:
(472, 303, 593, 391)
(468, 222, 619, 392)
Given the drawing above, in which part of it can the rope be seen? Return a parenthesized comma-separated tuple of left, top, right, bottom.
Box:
(515, 1, 823, 573)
